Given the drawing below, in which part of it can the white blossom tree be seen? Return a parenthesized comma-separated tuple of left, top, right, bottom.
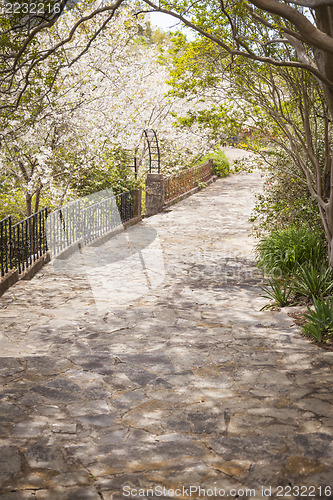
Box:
(0, 4, 217, 218)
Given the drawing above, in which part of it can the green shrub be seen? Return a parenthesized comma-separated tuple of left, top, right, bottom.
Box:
(302, 296, 333, 343)
(256, 225, 326, 278)
(0, 187, 74, 223)
(250, 150, 321, 237)
(201, 149, 231, 177)
(293, 263, 333, 299)
(0, 190, 28, 222)
(260, 277, 293, 309)
(71, 148, 139, 197)
(211, 150, 231, 177)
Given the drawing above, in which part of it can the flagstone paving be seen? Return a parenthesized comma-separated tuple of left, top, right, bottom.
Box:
(0, 158, 332, 499)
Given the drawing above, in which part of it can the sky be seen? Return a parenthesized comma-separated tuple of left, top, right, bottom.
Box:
(149, 11, 195, 39)
(149, 11, 182, 31)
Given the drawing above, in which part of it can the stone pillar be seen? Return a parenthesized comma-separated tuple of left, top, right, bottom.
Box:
(145, 173, 165, 217)
(133, 188, 142, 217)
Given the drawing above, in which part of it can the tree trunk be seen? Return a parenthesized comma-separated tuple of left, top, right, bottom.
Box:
(314, 7, 333, 119)
(312, 8, 333, 265)
(326, 199, 333, 267)
(26, 194, 32, 217)
(329, 241, 333, 267)
(34, 188, 41, 214)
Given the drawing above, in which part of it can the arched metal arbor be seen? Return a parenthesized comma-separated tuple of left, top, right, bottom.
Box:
(143, 129, 161, 174)
(130, 129, 161, 177)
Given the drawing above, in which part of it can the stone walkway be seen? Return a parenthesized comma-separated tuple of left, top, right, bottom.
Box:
(0, 161, 332, 499)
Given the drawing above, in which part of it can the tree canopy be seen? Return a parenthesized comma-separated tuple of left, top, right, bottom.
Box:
(1, 0, 333, 261)
(0, 4, 216, 219)
(2, 1, 333, 114)
(141, 0, 333, 117)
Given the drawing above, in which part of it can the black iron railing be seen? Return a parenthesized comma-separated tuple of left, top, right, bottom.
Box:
(0, 189, 140, 294)
(11, 208, 48, 274)
(82, 196, 118, 245)
(0, 190, 140, 277)
(47, 190, 136, 257)
(47, 198, 83, 258)
(0, 216, 12, 277)
(1, 210, 48, 276)
(117, 191, 135, 224)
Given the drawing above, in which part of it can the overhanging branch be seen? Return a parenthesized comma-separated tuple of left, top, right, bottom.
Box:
(141, 0, 333, 91)
(249, 0, 333, 54)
